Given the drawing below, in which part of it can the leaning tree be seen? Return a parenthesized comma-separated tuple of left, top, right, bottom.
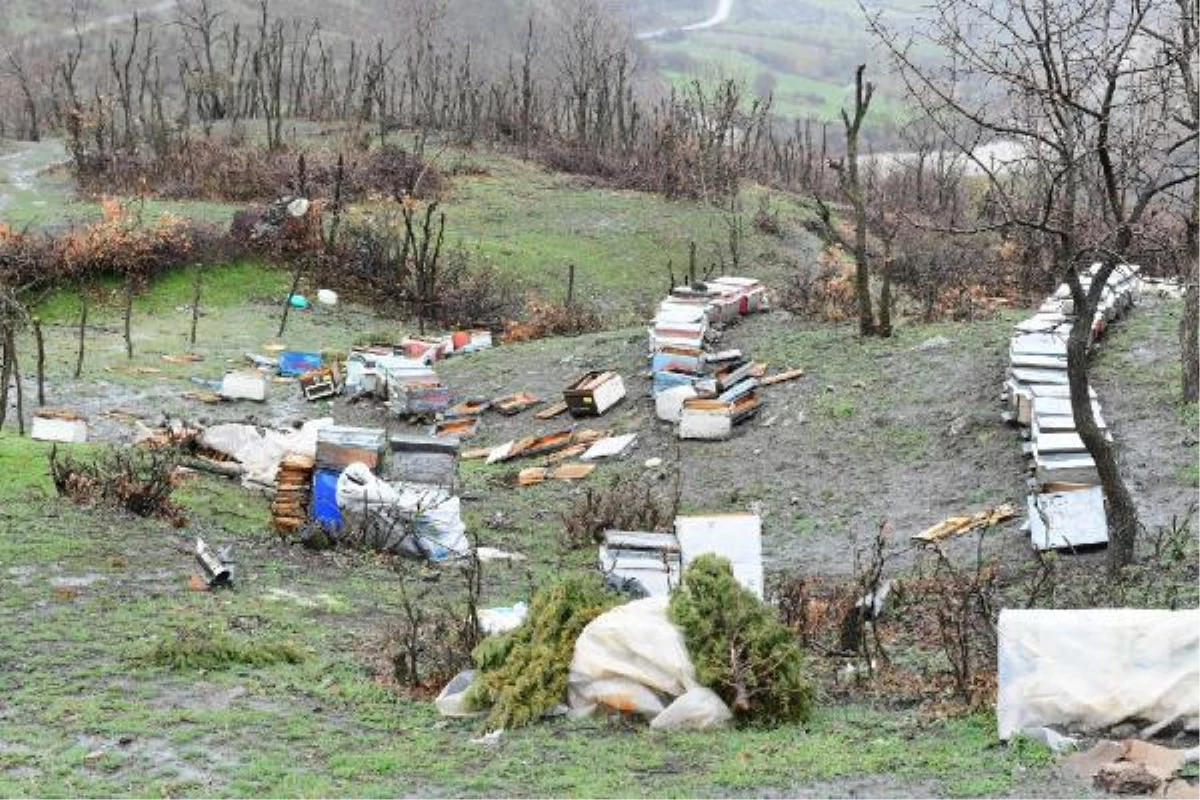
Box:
(867, 0, 1198, 570)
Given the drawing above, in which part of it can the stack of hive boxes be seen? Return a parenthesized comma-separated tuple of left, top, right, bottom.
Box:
(272, 453, 315, 533)
(648, 277, 770, 440)
(1003, 263, 1139, 550)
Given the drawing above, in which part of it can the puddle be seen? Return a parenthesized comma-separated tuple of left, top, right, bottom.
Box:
(50, 573, 105, 588)
(263, 587, 350, 612)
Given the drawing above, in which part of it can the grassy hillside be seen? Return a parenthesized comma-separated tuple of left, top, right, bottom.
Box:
(0, 258, 1120, 796)
(3, 133, 820, 326)
(632, 0, 925, 126)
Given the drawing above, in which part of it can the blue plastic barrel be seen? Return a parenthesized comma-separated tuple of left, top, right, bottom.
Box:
(312, 468, 343, 530)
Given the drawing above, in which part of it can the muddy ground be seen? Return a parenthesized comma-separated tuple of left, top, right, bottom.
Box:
(16, 290, 1195, 586)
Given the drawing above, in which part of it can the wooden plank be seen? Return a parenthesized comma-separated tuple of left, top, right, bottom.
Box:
(1028, 383, 1098, 399)
(1010, 353, 1068, 369)
(1033, 432, 1089, 455)
(1011, 332, 1068, 355)
(760, 368, 804, 387)
(602, 531, 682, 551)
(912, 504, 1016, 543)
(535, 400, 569, 420)
(549, 462, 596, 480)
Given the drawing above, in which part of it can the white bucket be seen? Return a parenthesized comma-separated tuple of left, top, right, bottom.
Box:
(316, 289, 338, 306)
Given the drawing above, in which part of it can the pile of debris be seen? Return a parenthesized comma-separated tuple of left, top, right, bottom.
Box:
(208, 329, 492, 410)
(648, 276, 800, 440)
(439, 369, 633, 487)
(1002, 262, 1139, 550)
(285, 422, 472, 558)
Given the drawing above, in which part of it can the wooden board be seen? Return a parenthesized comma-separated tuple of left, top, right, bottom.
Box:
(1033, 432, 1089, 455)
(760, 368, 804, 387)
(535, 400, 569, 420)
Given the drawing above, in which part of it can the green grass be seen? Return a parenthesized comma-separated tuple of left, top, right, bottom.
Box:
(441, 154, 814, 318)
(10, 135, 820, 324)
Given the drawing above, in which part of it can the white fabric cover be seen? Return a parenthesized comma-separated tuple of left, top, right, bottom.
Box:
(568, 596, 696, 717)
(997, 609, 1200, 740)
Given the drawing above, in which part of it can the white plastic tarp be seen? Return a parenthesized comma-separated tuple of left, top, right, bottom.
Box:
(335, 462, 469, 560)
(569, 596, 696, 717)
(200, 417, 332, 489)
(997, 609, 1200, 740)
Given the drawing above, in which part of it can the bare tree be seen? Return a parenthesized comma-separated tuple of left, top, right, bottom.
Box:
(1, 45, 41, 141)
(813, 65, 889, 336)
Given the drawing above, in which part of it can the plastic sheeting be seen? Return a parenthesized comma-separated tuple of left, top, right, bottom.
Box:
(569, 596, 697, 717)
(649, 687, 733, 731)
(200, 417, 332, 490)
(334, 462, 469, 560)
(997, 609, 1200, 740)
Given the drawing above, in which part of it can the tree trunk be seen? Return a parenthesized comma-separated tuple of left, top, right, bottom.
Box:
(278, 264, 303, 337)
(842, 65, 876, 337)
(1182, 258, 1199, 403)
(878, 256, 893, 338)
(190, 267, 202, 348)
(1067, 312, 1139, 571)
(10, 332, 24, 435)
(0, 330, 10, 429)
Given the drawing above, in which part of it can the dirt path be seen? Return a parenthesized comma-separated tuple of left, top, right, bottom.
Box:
(0, 138, 70, 219)
(637, 0, 735, 39)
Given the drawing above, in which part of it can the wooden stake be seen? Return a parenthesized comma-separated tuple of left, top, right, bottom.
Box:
(189, 266, 202, 348)
(566, 263, 575, 307)
(10, 333, 23, 435)
(123, 273, 134, 360)
(33, 317, 45, 407)
(74, 282, 87, 379)
(278, 265, 302, 338)
(0, 329, 10, 429)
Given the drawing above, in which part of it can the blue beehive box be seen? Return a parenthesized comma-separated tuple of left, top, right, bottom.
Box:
(279, 351, 323, 377)
(312, 468, 343, 530)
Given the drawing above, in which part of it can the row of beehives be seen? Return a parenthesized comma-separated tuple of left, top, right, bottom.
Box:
(647, 277, 772, 440)
(1003, 263, 1140, 551)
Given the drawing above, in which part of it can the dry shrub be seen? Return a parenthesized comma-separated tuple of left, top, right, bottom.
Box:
(1, 207, 234, 293)
(771, 575, 856, 652)
(778, 248, 858, 322)
(435, 250, 522, 329)
(502, 293, 604, 343)
(48, 443, 184, 521)
(312, 222, 520, 328)
(0, 224, 52, 289)
(75, 139, 443, 204)
(560, 471, 678, 550)
(61, 198, 194, 281)
(888, 226, 1024, 321)
(377, 537, 484, 692)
